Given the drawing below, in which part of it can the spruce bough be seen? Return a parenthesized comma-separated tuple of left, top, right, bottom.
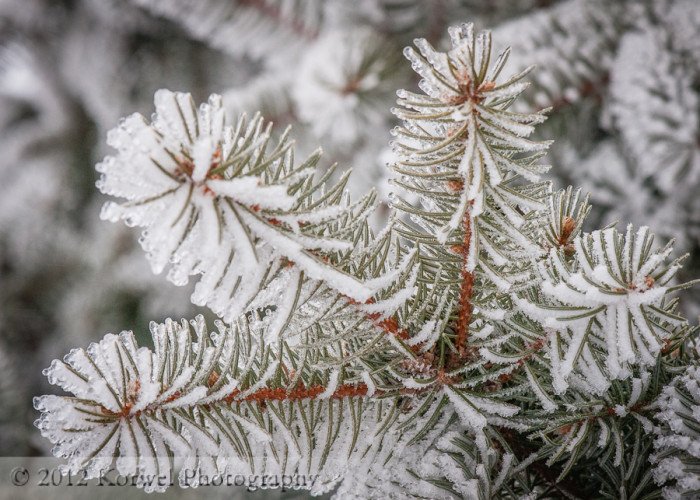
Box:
(35, 24, 700, 499)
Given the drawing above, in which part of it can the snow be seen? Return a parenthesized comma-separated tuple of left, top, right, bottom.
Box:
(319, 370, 340, 399)
(160, 386, 208, 409)
(597, 420, 610, 448)
(475, 104, 538, 137)
(238, 208, 368, 299)
(238, 361, 280, 398)
(521, 225, 684, 383)
(207, 176, 295, 210)
(361, 372, 376, 396)
(613, 404, 628, 417)
(358, 283, 416, 317)
(525, 364, 556, 413)
(200, 380, 240, 405)
(445, 386, 487, 432)
(408, 320, 437, 346)
(98, 88, 424, 325)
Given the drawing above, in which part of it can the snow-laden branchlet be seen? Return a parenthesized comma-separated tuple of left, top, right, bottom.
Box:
(520, 225, 687, 384)
(34, 315, 524, 496)
(390, 23, 553, 377)
(34, 316, 400, 493)
(97, 89, 410, 322)
(653, 363, 700, 499)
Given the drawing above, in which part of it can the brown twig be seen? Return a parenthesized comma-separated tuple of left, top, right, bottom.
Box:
(103, 377, 459, 420)
(446, 209, 476, 370)
(456, 214, 474, 351)
(223, 383, 377, 404)
(347, 297, 423, 355)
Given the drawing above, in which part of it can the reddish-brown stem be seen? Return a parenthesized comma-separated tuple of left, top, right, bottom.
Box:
(105, 378, 456, 420)
(359, 300, 411, 342)
(222, 383, 378, 405)
(456, 213, 474, 355)
(346, 298, 423, 354)
(444, 210, 476, 371)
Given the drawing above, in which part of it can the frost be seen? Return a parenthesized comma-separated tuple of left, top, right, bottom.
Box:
(525, 364, 556, 413)
(408, 320, 437, 346)
(207, 176, 295, 210)
(97, 89, 400, 322)
(238, 361, 280, 398)
(613, 405, 628, 417)
(318, 370, 340, 399)
(264, 267, 301, 343)
(361, 372, 376, 396)
(37, 316, 406, 492)
(654, 366, 700, 498)
(521, 226, 686, 382)
(403, 377, 429, 390)
(445, 387, 487, 433)
(25, 11, 700, 499)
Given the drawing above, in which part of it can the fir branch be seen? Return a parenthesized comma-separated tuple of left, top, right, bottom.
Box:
(34, 316, 474, 494)
(652, 361, 700, 498)
(97, 89, 415, 327)
(34, 317, 400, 491)
(391, 23, 550, 371)
(32, 18, 700, 499)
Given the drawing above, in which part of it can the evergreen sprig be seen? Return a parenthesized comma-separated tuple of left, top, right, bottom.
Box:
(34, 22, 700, 499)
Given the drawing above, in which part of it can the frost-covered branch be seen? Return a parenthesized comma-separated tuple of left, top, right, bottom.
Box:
(391, 23, 550, 368)
(33, 19, 700, 499)
(35, 317, 403, 493)
(98, 89, 414, 325)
